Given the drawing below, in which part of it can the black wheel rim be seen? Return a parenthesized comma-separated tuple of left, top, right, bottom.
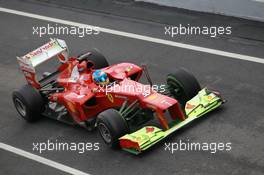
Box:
(167, 78, 184, 97)
(14, 98, 26, 117)
(167, 77, 187, 105)
(98, 123, 112, 143)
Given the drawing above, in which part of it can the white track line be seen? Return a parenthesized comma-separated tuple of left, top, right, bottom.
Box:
(0, 142, 90, 175)
(252, 0, 264, 2)
(0, 7, 264, 64)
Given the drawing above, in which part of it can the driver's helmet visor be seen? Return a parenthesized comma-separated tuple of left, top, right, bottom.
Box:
(93, 70, 108, 84)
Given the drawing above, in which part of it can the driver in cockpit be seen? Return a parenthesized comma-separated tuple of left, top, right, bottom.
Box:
(92, 70, 109, 85)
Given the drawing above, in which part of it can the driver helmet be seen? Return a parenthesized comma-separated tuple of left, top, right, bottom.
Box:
(92, 70, 109, 85)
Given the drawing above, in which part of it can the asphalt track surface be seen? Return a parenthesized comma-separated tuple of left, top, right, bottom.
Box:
(0, 1, 264, 175)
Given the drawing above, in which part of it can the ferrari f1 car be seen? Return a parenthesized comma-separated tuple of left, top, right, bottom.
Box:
(12, 38, 224, 154)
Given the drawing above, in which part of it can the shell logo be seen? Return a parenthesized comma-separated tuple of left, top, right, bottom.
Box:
(107, 94, 114, 103)
(126, 66, 133, 72)
(146, 94, 157, 101)
(67, 101, 76, 113)
(207, 95, 213, 101)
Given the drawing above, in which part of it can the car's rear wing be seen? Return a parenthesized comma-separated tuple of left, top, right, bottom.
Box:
(17, 38, 69, 89)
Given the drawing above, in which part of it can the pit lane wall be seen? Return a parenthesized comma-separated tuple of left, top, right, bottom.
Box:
(136, 0, 264, 22)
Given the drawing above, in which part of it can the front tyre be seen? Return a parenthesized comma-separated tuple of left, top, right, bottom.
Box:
(167, 68, 201, 106)
(12, 85, 44, 122)
(97, 109, 129, 148)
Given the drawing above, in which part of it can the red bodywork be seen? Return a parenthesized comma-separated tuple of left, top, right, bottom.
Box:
(49, 57, 185, 130)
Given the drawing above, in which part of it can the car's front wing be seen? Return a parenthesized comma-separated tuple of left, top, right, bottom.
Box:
(119, 88, 224, 155)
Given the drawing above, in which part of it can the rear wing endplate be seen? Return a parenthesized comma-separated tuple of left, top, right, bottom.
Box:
(17, 38, 69, 89)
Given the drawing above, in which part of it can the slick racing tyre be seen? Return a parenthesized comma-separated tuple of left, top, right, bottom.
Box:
(12, 84, 44, 122)
(97, 109, 129, 148)
(167, 68, 201, 105)
(78, 49, 109, 69)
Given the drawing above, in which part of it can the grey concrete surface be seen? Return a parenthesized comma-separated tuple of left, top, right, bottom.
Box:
(0, 1, 263, 175)
(136, 0, 264, 22)
(0, 150, 66, 175)
(11, 0, 264, 56)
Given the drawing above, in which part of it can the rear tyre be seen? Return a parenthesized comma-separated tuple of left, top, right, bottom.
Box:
(97, 109, 129, 148)
(167, 68, 201, 105)
(12, 85, 45, 122)
(78, 49, 109, 69)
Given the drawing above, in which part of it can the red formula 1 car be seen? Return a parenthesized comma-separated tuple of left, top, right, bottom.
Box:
(12, 38, 224, 154)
